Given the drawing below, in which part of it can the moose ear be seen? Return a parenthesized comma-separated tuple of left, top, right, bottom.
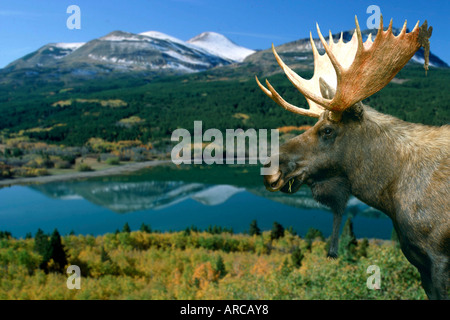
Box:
(350, 100, 364, 120)
(319, 77, 336, 100)
(319, 77, 364, 121)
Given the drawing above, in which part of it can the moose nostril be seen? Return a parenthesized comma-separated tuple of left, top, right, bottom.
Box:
(269, 171, 282, 188)
(264, 170, 282, 190)
(272, 171, 282, 182)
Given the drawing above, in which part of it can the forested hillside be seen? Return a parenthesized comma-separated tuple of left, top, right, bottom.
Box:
(0, 65, 448, 147)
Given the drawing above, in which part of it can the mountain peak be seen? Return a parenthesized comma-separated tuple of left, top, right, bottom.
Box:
(99, 30, 145, 41)
(188, 31, 233, 44)
(139, 31, 186, 45)
(188, 32, 255, 62)
(53, 42, 85, 50)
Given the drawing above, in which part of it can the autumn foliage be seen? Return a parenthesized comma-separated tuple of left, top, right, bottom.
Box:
(0, 229, 426, 300)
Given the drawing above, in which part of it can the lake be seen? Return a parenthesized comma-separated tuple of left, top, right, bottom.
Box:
(0, 164, 393, 239)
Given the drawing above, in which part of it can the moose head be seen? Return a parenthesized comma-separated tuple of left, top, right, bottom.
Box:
(255, 16, 449, 300)
(257, 15, 430, 196)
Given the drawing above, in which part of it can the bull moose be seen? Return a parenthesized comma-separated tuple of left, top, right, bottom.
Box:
(256, 16, 449, 299)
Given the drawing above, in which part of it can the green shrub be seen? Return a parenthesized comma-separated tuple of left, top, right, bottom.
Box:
(76, 163, 93, 172)
(338, 218, 358, 262)
(106, 157, 120, 165)
(54, 160, 72, 169)
(291, 247, 304, 268)
(305, 228, 324, 241)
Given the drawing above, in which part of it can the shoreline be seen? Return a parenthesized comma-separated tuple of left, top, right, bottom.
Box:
(0, 159, 172, 187)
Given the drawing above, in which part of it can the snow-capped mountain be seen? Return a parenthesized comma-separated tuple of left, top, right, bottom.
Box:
(4, 30, 254, 75)
(187, 32, 255, 62)
(2, 26, 447, 81)
(139, 31, 187, 46)
(5, 42, 85, 70)
(53, 42, 85, 50)
(6, 30, 233, 74)
(66, 30, 230, 72)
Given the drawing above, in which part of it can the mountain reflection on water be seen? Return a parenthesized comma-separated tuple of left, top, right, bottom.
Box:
(32, 181, 246, 213)
(31, 177, 385, 219)
(0, 165, 392, 238)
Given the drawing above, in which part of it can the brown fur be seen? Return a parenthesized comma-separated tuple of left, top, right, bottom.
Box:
(264, 104, 450, 299)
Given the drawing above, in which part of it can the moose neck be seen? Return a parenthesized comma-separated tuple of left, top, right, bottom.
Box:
(342, 107, 435, 219)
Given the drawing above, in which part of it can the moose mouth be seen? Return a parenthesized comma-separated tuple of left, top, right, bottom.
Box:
(264, 171, 306, 194)
(280, 177, 303, 194)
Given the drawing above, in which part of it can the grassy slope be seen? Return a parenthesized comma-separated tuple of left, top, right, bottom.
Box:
(0, 230, 425, 300)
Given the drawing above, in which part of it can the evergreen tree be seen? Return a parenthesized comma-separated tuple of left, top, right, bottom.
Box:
(305, 238, 312, 252)
(215, 255, 227, 278)
(223, 227, 233, 234)
(0, 231, 12, 240)
(249, 220, 261, 236)
(270, 222, 285, 240)
(286, 226, 297, 236)
(140, 223, 152, 233)
(338, 218, 358, 262)
(358, 238, 369, 258)
(34, 229, 50, 259)
(281, 258, 292, 276)
(25, 232, 32, 240)
(305, 228, 324, 241)
(48, 229, 68, 272)
(100, 246, 111, 263)
(122, 222, 131, 233)
(291, 247, 304, 268)
(183, 227, 191, 236)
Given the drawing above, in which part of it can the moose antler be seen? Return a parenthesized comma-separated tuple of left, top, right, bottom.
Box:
(257, 15, 432, 120)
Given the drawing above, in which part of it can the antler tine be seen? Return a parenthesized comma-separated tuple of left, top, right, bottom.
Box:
(354, 16, 364, 53)
(387, 18, 393, 34)
(320, 14, 430, 112)
(256, 16, 432, 119)
(316, 23, 343, 79)
(310, 31, 320, 60)
(399, 20, 408, 37)
(373, 14, 384, 44)
(412, 20, 420, 32)
(271, 44, 330, 108)
(255, 76, 322, 118)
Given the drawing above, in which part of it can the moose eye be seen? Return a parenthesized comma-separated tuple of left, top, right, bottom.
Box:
(323, 127, 333, 135)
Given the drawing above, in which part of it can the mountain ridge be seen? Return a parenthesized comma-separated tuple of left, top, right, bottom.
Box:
(4, 30, 236, 75)
(242, 27, 448, 77)
(187, 31, 255, 62)
(3, 26, 447, 81)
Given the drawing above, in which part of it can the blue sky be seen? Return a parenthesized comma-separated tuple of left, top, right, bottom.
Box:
(0, 0, 448, 68)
